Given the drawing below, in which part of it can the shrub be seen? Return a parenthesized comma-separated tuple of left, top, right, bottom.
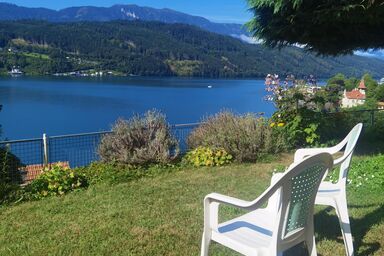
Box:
(272, 107, 324, 148)
(25, 162, 88, 198)
(77, 162, 140, 185)
(99, 110, 179, 165)
(0, 147, 23, 184)
(187, 112, 287, 162)
(77, 162, 181, 185)
(354, 113, 384, 154)
(0, 182, 22, 204)
(184, 147, 233, 167)
(0, 148, 23, 203)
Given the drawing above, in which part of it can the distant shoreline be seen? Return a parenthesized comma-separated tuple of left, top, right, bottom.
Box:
(0, 72, 340, 81)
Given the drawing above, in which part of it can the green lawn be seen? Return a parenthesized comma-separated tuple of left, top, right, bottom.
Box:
(0, 155, 383, 255)
(22, 52, 50, 60)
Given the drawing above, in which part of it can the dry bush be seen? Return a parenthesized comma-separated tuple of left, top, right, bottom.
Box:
(187, 111, 287, 162)
(99, 110, 179, 165)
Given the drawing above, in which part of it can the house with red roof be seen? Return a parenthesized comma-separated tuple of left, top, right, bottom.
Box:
(341, 79, 367, 108)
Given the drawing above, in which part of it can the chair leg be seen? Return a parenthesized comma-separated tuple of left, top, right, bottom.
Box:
(200, 232, 211, 256)
(335, 198, 354, 256)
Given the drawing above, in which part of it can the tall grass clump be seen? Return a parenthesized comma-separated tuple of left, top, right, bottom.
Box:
(187, 111, 287, 162)
(99, 110, 179, 165)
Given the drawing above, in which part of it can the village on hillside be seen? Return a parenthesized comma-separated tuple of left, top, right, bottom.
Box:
(265, 73, 384, 111)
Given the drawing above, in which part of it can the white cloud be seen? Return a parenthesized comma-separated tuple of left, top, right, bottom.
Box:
(231, 34, 262, 44)
(292, 43, 305, 49)
(354, 49, 384, 59)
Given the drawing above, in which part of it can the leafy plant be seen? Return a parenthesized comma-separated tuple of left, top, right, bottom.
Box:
(99, 110, 179, 165)
(270, 84, 326, 148)
(328, 155, 384, 191)
(77, 161, 183, 186)
(184, 147, 233, 167)
(77, 162, 141, 185)
(304, 123, 320, 145)
(187, 111, 287, 162)
(0, 182, 22, 204)
(0, 147, 23, 184)
(25, 162, 88, 198)
(0, 147, 23, 203)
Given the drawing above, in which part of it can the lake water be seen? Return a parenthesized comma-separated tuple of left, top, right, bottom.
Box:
(0, 76, 274, 140)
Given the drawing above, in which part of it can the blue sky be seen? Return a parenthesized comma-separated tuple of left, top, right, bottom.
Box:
(3, 0, 252, 23)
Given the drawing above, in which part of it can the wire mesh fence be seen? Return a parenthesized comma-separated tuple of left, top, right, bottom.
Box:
(323, 109, 383, 126)
(1, 109, 383, 184)
(172, 123, 200, 153)
(0, 138, 44, 184)
(49, 131, 112, 169)
(0, 123, 199, 184)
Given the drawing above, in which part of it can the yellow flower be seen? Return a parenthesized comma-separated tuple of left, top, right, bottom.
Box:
(270, 122, 276, 127)
(278, 122, 285, 127)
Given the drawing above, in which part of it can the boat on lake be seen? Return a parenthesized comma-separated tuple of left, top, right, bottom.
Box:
(8, 67, 23, 76)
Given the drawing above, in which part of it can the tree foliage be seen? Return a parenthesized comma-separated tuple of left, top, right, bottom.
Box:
(0, 20, 384, 77)
(246, 0, 384, 55)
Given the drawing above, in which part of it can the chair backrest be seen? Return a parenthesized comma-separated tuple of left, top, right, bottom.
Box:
(268, 153, 333, 251)
(338, 123, 363, 183)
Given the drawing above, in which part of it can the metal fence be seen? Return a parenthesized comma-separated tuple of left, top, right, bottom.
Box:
(0, 137, 45, 183)
(3, 109, 382, 184)
(324, 108, 384, 127)
(0, 123, 199, 184)
(48, 131, 112, 169)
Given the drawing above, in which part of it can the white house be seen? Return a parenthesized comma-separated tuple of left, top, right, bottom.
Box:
(341, 79, 367, 108)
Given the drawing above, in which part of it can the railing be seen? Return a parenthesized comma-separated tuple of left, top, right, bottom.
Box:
(3, 108, 382, 184)
(0, 137, 45, 183)
(48, 131, 112, 168)
(320, 108, 384, 130)
(0, 123, 199, 184)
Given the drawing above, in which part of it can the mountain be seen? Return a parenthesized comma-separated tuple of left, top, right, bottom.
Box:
(2, 2, 384, 60)
(0, 3, 248, 39)
(0, 20, 384, 78)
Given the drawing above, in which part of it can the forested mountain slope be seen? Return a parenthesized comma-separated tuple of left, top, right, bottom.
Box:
(0, 20, 383, 78)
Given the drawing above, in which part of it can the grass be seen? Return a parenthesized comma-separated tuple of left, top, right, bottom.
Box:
(0, 154, 383, 255)
(21, 52, 50, 60)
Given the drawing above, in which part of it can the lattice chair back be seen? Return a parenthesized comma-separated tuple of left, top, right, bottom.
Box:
(339, 123, 363, 182)
(272, 153, 333, 252)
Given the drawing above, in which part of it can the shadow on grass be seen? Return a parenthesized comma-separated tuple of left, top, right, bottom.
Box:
(315, 204, 384, 256)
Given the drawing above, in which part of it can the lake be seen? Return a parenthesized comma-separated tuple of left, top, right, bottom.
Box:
(0, 76, 274, 140)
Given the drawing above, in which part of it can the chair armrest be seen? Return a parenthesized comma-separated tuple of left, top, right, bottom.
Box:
(204, 193, 252, 208)
(203, 193, 266, 230)
(203, 193, 248, 230)
(294, 134, 350, 162)
(294, 148, 336, 162)
(333, 149, 353, 166)
(202, 171, 288, 230)
(295, 144, 354, 166)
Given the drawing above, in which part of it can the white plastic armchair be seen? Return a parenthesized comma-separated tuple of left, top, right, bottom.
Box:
(201, 153, 333, 256)
(294, 123, 363, 256)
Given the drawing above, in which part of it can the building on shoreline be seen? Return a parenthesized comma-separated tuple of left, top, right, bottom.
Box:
(341, 79, 367, 108)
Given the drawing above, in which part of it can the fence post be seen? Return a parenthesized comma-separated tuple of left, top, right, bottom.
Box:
(43, 133, 49, 167)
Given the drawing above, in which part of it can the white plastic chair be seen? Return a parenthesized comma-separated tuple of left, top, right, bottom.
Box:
(294, 123, 363, 256)
(200, 153, 333, 256)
